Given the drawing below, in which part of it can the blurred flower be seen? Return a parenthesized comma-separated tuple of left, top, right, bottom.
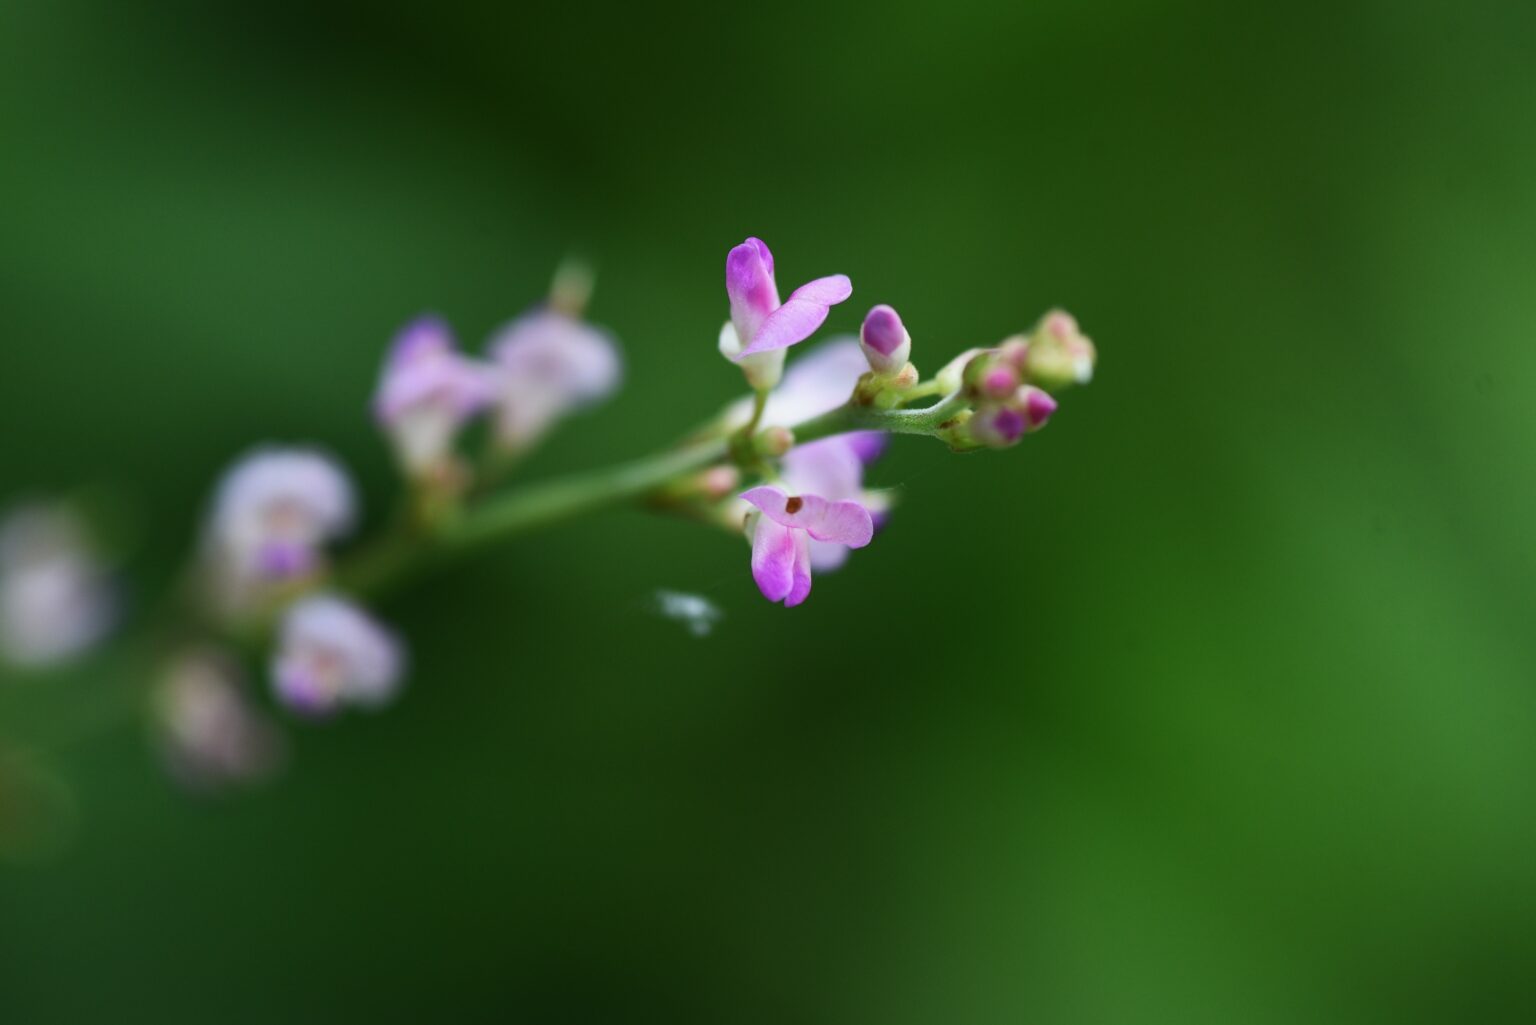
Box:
(741, 485, 873, 607)
(0, 503, 114, 668)
(859, 304, 912, 376)
(1023, 309, 1096, 390)
(272, 594, 403, 717)
(155, 650, 283, 791)
(208, 447, 354, 585)
(374, 316, 497, 478)
(488, 307, 621, 452)
(718, 237, 851, 390)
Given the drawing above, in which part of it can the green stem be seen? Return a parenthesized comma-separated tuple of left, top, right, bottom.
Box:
(337, 394, 966, 602)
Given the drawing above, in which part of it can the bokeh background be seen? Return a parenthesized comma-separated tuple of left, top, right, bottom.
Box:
(3, 0, 1535, 1021)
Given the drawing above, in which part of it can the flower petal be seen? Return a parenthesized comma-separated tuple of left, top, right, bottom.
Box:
(785, 530, 813, 607)
(789, 274, 852, 306)
(740, 486, 874, 548)
(727, 239, 780, 347)
(739, 299, 831, 356)
(750, 515, 797, 604)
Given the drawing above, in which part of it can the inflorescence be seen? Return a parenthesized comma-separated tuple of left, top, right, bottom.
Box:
(0, 238, 1097, 791)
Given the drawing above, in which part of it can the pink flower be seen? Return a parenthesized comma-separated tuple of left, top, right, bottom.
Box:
(718, 237, 851, 389)
(374, 316, 497, 475)
(209, 448, 354, 582)
(488, 307, 621, 450)
(741, 485, 873, 607)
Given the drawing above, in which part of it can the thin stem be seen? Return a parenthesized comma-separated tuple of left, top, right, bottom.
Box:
(336, 395, 967, 602)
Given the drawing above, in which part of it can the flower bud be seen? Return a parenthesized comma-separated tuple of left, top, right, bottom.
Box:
(979, 364, 1020, 400)
(1018, 385, 1059, 431)
(699, 466, 742, 501)
(756, 426, 796, 458)
(859, 304, 912, 375)
(1024, 309, 1096, 390)
(935, 348, 984, 395)
(965, 386, 1058, 448)
(967, 404, 1029, 448)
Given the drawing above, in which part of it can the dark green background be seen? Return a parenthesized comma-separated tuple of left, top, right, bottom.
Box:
(3, 1, 1535, 1021)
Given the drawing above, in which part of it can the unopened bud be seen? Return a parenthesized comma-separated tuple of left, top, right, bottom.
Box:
(936, 348, 984, 395)
(965, 386, 1058, 449)
(756, 426, 796, 458)
(979, 364, 1020, 400)
(1024, 309, 1096, 390)
(699, 465, 742, 501)
(859, 304, 912, 375)
(1018, 385, 1058, 431)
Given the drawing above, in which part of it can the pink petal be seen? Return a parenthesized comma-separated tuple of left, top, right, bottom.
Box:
(739, 299, 831, 356)
(750, 515, 797, 604)
(740, 486, 873, 548)
(784, 530, 813, 607)
(747, 236, 774, 278)
(727, 240, 780, 346)
(789, 274, 852, 306)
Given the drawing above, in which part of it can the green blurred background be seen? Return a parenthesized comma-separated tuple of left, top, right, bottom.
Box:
(3, 0, 1535, 1021)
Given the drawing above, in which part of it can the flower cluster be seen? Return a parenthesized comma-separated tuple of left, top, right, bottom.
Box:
(712, 237, 1094, 603)
(1, 237, 1096, 795)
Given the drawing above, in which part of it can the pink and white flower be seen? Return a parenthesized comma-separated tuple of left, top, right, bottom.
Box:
(374, 316, 497, 476)
(209, 447, 354, 583)
(488, 307, 621, 451)
(718, 237, 852, 390)
(741, 485, 873, 607)
(271, 595, 404, 718)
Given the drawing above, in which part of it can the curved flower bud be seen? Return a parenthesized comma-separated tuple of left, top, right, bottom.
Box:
(374, 316, 497, 477)
(208, 448, 353, 583)
(489, 307, 622, 452)
(156, 649, 283, 790)
(859, 304, 912, 375)
(0, 503, 114, 668)
(721, 237, 851, 389)
(271, 595, 403, 718)
(1024, 309, 1097, 389)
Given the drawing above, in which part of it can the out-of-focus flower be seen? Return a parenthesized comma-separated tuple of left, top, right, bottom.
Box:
(0, 503, 113, 668)
(155, 650, 283, 790)
(859, 304, 913, 376)
(1023, 309, 1096, 390)
(272, 594, 403, 717)
(718, 237, 851, 390)
(374, 316, 497, 477)
(488, 307, 621, 452)
(208, 448, 354, 584)
(741, 485, 873, 607)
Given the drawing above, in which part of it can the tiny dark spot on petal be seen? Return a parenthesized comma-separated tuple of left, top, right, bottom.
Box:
(785, 496, 804, 514)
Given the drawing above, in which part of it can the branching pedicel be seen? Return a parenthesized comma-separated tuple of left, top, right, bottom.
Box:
(0, 238, 1097, 791)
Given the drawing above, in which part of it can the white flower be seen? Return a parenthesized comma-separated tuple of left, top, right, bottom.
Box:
(271, 595, 403, 717)
(0, 503, 113, 668)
